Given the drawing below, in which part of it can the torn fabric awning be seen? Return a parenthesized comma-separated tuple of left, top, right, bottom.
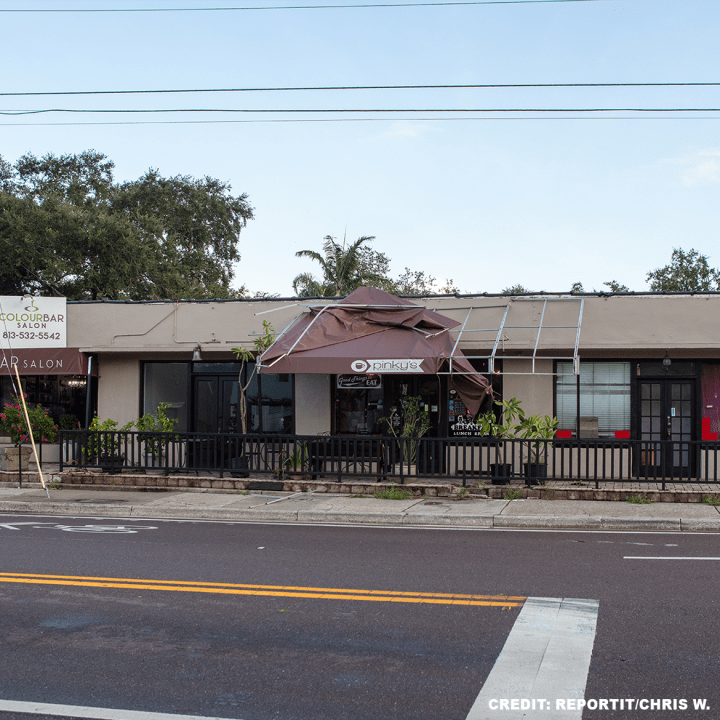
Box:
(259, 286, 492, 415)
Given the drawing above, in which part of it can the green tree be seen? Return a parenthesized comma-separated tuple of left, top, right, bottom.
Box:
(232, 321, 275, 434)
(604, 280, 630, 292)
(0, 151, 253, 300)
(646, 248, 720, 291)
(570, 282, 584, 293)
(392, 269, 459, 295)
(112, 170, 252, 299)
(293, 234, 386, 297)
(502, 284, 531, 294)
(292, 234, 460, 297)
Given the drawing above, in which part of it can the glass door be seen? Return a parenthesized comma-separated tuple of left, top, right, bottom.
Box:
(638, 379, 695, 477)
(193, 376, 241, 433)
(193, 377, 218, 433)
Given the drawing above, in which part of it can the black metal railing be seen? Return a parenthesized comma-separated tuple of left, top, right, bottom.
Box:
(57, 430, 720, 487)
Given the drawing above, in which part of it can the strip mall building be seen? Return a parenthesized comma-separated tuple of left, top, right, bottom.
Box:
(2, 290, 720, 477)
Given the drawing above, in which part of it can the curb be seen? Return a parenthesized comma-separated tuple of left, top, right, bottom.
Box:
(1, 500, 719, 532)
(5, 474, 720, 504)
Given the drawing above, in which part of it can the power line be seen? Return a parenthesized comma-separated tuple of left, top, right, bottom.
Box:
(2, 117, 718, 127)
(0, 0, 622, 12)
(3, 107, 720, 115)
(2, 81, 717, 97)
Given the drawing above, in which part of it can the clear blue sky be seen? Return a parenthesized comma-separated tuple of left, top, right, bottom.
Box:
(2, 0, 719, 296)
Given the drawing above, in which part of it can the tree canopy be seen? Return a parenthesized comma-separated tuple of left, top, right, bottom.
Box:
(293, 235, 387, 297)
(500, 248, 718, 295)
(502, 284, 531, 294)
(646, 248, 720, 291)
(293, 234, 459, 297)
(0, 151, 253, 300)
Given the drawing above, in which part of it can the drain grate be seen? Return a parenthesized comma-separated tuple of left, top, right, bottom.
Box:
(424, 501, 443, 505)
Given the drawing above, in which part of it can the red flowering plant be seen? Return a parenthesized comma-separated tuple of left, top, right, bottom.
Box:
(0, 395, 58, 446)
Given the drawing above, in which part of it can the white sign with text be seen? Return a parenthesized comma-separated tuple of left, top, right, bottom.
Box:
(0, 296, 67, 349)
(351, 359, 424, 373)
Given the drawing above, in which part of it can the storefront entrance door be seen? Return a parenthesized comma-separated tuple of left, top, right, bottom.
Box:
(638, 379, 695, 477)
(193, 376, 239, 433)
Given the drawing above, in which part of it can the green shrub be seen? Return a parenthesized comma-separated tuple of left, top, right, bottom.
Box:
(135, 402, 179, 455)
(58, 413, 80, 431)
(374, 486, 413, 500)
(626, 495, 653, 504)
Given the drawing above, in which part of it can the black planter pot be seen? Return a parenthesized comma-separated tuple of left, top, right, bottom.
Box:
(523, 462, 547, 485)
(98, 454, 125, 474)
(229, 455, 250, 478)
(489, 463, 512, 485)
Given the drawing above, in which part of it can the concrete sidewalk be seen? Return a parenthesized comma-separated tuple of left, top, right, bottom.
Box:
(1, 485, 719, 532)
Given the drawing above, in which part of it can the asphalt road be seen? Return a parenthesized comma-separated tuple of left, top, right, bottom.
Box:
(0, 514, 718, 720)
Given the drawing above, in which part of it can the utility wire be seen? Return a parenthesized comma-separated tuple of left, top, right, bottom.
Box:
(2, 117, 718, 127)
(0, 0, 624, 12)
(2, 81, 718, 97)
(3, 107, 720, 115)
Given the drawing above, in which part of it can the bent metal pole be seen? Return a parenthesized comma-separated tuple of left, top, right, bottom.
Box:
(13, 365, 50, 498)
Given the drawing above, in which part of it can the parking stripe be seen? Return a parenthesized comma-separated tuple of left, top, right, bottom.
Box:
(624, 556, 720, 560)
(0, 572, 525, 607)
(466, 597, 599, 719)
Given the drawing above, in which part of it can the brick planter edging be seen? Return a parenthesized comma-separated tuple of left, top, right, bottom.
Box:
(3, 470, 720, 503)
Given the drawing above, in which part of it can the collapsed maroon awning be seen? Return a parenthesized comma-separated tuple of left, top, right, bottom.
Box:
(259, 287, 492, 415)
(0, 348, 88, 375)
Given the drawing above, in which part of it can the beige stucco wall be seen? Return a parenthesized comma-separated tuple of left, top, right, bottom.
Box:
(294, 374, 331, 435)
(96, 356, 140, 427)
(66, 300, 305, 356)
(63, 294, 720, 432)
(65, 294, 720, 358)
(502, 359, 554, 418)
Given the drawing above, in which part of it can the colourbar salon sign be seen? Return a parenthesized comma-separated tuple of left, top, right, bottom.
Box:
(0, 296, 67, 349)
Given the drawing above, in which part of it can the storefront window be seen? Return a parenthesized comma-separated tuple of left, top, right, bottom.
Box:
(143, 363, 188, 431)
(0, 375, 87, 429)
(248, 371, 293, 434)
(556, 361, 631, 437)
(336, 387, 384, 434)
(260, 374, 293, 433)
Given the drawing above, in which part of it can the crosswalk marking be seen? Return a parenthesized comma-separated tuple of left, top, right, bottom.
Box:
(466, 597, 599, 719)
(0, 699, 231, 720)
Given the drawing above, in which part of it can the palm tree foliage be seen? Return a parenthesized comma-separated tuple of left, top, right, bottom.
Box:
(293, 235, 389, 297)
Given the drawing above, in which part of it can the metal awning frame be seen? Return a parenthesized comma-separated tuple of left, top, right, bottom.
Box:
(251, 297, 586, 376)
(432, 297, 585, 376)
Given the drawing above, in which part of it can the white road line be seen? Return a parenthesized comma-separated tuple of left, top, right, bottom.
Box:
(624, 556, 720, 560)
(0, 699, 236, 720)
(466, 597, 599, 720)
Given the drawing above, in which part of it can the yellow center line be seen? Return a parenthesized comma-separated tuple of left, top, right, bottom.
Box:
(0, 573, 526, 607)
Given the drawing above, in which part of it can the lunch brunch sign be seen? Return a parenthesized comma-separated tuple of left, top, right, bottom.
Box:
(0, 296, 67, 349)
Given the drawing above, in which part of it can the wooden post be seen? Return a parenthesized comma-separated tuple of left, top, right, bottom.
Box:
(13, 366, 49, 498)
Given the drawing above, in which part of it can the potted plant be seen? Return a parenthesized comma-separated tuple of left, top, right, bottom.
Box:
(87, 416, 133, 472)
(0, 395, 58, 471)
(477, 397, 525, 484)
(135, 402, 180, 464)
(517, 413, 559, 485)
(381, 396, 430, 476)
(274, 441, 308, 480)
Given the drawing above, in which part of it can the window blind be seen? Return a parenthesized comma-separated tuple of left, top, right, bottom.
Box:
(556, 361, 631, 436)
